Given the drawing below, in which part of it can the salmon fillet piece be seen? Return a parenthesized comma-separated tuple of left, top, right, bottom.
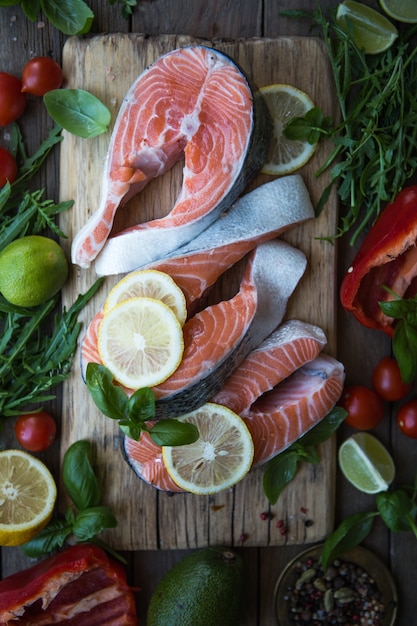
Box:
(243, 353, 345, 467)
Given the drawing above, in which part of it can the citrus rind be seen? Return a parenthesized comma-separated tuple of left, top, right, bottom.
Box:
(0, 449, 57, 546)
(162, 403, 254, 495)
(338, 432, 395, 495)
(98, 296, 184, 389)
(104, 269, 187, 326)
(259, 84, 317, 176)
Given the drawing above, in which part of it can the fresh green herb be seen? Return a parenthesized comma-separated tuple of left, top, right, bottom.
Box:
(86, 362, 200, 446)
(22, 440, 121, 561)
(379, 290, 417, 384)
(263, 406, 347, 504)
(0, 0, 137, 33)
(44, 89, 111, 139)
(285, 106, 333, 145)
(0, 279, 102, 418)
(107, 0, 137, 19)
(282, 5, 417, 245)
(321, 478, 417, 571)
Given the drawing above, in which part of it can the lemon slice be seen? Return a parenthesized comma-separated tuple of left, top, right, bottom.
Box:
(338, 432, 395, 494)
(98, 297, 184, 389)
(379, 0, 417, 23)
(336, 0, 398, 54)
(0, 449, 57, 546)
(104, 269, 187, 326)
(259, 84, 317, 176)
(162, 403, 254, 495)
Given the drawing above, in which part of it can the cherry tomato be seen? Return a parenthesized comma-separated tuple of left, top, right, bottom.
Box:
(0, 72, 27, 126)
(338, 385, 384, 430)
(397, 400, 417, 439)
(372, 357, 412, 402)
(0, 147, 17, 187)
(21, 57, 63, 96)
(14, 411, 57, 452)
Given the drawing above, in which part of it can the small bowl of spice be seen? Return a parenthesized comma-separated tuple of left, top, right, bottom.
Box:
(274, 544, 397, 626)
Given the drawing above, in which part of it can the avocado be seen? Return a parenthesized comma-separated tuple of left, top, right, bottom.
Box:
(147, 546, 245, 625)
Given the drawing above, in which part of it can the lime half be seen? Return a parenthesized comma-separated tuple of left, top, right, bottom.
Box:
(336, 0, 398, 54)
(338, 432, 395, 494)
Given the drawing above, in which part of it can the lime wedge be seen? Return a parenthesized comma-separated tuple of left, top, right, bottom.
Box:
(338, 432, 395, 494)
(336, 0, 398, 54)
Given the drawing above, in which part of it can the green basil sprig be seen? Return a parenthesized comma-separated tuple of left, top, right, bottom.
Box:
(86, 362, 199, 446)
(321, 483, 417, 571)
(0, 0, 93, 35)
(263, 406, 347, 504)
(379, 291, 417, 384)
(44, 89, 111, 139)
(22, 440, 118, 560)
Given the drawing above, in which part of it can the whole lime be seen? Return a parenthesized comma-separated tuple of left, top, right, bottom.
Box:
(0, 236, 69, 307)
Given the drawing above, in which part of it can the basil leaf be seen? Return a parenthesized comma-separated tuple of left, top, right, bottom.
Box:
(72, 506, 117, 541)
(21, 0, 40, 20)
(297, 407, 347, 447)
(321, 511, 377, 571)
(119, 420, 143, 441)
(40, 0, 94, 35)
(62, 440, 101, 510)
(86, 363, 129, 420)
(393, 321, 417, 384)
(128, 387, 156, 422)
(376, 489, 416, 532)
(44, 89, 110, 138)
(263, 450, 300, 505)
(149, 419, 199, 446)
(21, 518, 72, 558)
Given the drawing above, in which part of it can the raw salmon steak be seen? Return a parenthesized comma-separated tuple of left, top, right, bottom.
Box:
(211, 319, 328, 416)
(71, 45, 271, 271)
(244, 353, 345, 467)
(122, 325, 341, 493)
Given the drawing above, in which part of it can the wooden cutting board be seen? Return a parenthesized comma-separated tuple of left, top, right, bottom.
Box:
(59, 34, 339, 550)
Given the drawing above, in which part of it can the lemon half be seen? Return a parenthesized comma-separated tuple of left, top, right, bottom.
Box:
(259, 84, 317, 176)
(162, 403, 254, 495)
(98, 296, 184, 389)
(104, 269, 187, 326)
(0, 449, 57, 546)
(338, 432, 395, 494)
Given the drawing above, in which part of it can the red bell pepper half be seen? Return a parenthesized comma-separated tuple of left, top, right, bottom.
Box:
(340, 186, 417, 336)
(0, 544, 138, 625)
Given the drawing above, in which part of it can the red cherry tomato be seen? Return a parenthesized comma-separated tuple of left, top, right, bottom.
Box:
(21, 57, 63, 96)
(397, 400, 417, 439)
(372, 357, 412, 402)
(14, 411, 57, 452)
(338, 385, 384, 430)
(0, 147, 17, 187)
(0, 72, 27, 126)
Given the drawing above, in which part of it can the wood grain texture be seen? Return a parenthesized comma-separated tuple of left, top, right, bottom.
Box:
(58, 33, 339, 551)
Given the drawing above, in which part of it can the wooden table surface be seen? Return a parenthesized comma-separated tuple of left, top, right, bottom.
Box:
(0, 1, 416, 624)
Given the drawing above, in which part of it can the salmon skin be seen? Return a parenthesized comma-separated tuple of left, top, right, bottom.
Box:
(244, 353, 345, 467)
(71, 45, 271, 271)
(211, 319, 328, 416)
(122, 176, 314, 310)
